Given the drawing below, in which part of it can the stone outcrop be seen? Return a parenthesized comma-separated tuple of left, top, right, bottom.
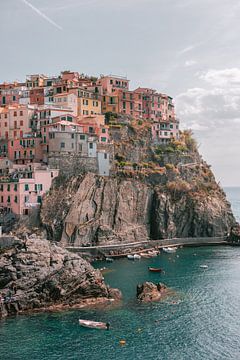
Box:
(0, 237, 121, 318)
(40, 171, 236, 246)
(137, 282, 169, 302)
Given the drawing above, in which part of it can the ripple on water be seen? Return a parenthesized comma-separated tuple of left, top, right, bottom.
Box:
(1, 246, 240, 360)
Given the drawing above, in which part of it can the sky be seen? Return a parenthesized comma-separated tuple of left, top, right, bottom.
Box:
(0, 0, 240, 186)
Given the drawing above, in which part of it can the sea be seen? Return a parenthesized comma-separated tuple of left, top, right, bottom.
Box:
(0, 188, 240, 360)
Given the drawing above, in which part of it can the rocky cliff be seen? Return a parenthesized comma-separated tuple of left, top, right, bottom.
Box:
(0, 236, 120, 318)
(39, 128, 237, 246)
(41, 173, 236, 246)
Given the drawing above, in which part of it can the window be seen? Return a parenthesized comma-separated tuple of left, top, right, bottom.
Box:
(20, 111, 23, 116)
(0, 185, 3, 191)
(80, 134, 85, 140)
(123, 102, 126, 109)
(14, 184, 17, 191)
(0, 196, 3, 203)
(24, 184, 29, 191)
(89, 143, 93, 149)
(37, 196, 42, 204)
(7, 184, 10, 191)
(104, 153, 108, 159)
(20, 120, 23, 126)
(170, 124, 173, 129)
(60, 142, 65, 148)
(13, 111, 17, 117)
(102, 128, 106, 133)
(13, 96, 16, 101)
(7, 196, 10, 203)
(24, 195, 29, 203)
(101, 137, 106, 142)
(71, 134, 74, 139)
(71, 143, 74, 149)
(14, 196, 18, 203)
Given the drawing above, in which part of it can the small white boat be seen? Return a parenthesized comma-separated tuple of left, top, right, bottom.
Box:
(105, 257, 114, 262)
(162, 247, 177, 253)
(133, 254, 141, 260)
(127, 254, 134, 260)
(200, 265, 208, 269)
(79, 319, 110, 330)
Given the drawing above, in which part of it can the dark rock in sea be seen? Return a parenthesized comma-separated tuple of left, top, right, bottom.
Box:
(0, 237, 121, 318)
(137, 282, 170, 302)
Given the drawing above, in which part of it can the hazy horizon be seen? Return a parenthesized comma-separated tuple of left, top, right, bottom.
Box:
(1, 0, 240, 186)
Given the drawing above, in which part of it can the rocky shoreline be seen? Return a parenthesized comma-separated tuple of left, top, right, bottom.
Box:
(0, 237, 121, 318)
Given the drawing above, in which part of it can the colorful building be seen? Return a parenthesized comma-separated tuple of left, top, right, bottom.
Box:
(0, 163, 59, 215)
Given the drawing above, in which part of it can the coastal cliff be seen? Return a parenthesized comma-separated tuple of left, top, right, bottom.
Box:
(41, 164, 236, 247)
(0, 237, 120, 318)
(36, 128, 237, 246)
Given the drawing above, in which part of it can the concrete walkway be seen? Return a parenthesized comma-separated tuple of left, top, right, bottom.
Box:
(66, 236, 228, 257)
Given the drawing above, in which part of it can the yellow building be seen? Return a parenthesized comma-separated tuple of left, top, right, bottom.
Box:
(101, 94, 119, 114)
(77, 89, 102, 117)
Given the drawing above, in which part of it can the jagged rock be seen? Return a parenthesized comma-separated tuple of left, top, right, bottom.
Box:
(136, 282, 169, 302)
(41, 172, 236, 246)
(0, 238, 121, 318)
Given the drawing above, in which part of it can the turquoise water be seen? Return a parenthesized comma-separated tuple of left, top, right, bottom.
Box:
(1, 188, 240, 360)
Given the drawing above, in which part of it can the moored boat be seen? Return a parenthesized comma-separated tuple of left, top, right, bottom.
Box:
(134, 254, 141, 260)
(148, 267, 163, 273)
(162, 247, 177, 253)
(127, 254, 134, 260)
(79, 319, 110, 330)
(105, 257, 114, 262)
(199, 264, 208, 269)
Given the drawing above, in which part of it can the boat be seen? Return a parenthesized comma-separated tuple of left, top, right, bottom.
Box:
(162, 247, 177, 253)
(127, 254, 134, 260)
(200, 265, 208, 269)
(105, 257, 114, 262)
(133, 254, 141, 260)
(148, 267, 163, 273)
(79, 319, 110, 330)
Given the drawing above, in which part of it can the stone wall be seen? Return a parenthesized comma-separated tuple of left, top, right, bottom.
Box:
(48, 154, 98, 176)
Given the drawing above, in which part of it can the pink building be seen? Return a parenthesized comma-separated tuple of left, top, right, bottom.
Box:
(97, 75, 129, 94)
(134, 88, 175, 122)
(8, 136, 43, 164)
(151, 120, 180, 144)
(0, 164, 59, 215)
(0, 105, 32, 140)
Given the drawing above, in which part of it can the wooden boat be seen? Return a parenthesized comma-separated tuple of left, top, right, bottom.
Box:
(79, 319, 110, 330)
(148, 267, 163, 273)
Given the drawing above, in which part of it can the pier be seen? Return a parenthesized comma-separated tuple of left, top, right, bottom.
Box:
(66, 236, 228, 258)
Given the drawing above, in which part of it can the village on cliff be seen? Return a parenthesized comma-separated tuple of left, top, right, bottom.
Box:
(0, 71, 180, 226)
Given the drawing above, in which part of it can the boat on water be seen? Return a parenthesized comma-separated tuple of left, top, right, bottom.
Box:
(79, 319, 110, 330)
(148, 267, 163, 273)
(162, 247, 177, 253)
(105, 257, 114, 262)
(127, 254, 141, 260)
(200, 265, 208, 269)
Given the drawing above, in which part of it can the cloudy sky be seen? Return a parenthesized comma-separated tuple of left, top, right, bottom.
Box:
(1, 0, 240, 186)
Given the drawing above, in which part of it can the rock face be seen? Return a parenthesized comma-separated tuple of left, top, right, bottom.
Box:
(0, 237, 120, 318)
(40, 172, 236, 246)
(137, 282, 169, 302)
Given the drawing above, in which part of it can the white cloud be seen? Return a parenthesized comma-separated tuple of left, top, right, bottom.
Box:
(199, 68, 240, 87)
(184, 60, 197, 67)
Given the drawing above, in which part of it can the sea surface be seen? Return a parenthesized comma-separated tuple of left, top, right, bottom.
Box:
(0, 188, 240, 360)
